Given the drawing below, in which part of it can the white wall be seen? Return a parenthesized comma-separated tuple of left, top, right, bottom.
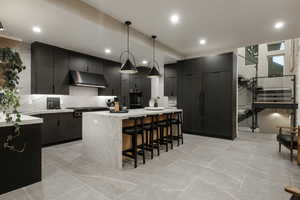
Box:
(151, 54, 165, 98)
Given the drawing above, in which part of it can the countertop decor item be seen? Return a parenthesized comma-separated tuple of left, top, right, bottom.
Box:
(148, 36, 161, 78)
(0, 47, 26, 153)
(120, 21, 137, 74)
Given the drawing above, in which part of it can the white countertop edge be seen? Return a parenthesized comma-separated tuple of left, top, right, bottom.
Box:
(83, 108, 183, 119)
(0, 115, 43, 128)
(21, 109, 74, 116)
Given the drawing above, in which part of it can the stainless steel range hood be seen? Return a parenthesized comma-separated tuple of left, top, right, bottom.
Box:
(69, 70, 108, 88)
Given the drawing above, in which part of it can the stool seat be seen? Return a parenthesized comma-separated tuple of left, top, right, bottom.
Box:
(170, 119, 181, 124)
(123, 127, 144, 135)
(157, 121, 168, 126)
(143, 123, 158, 130)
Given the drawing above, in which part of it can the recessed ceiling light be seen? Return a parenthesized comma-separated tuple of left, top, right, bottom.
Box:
(104, 48, 111, 54)
(32, 26, 42, 33)
(199, 39, 207, 45)
(170, 14, 180, 24)
(274, 22, 285, 29)
(142, 60, 148, 65)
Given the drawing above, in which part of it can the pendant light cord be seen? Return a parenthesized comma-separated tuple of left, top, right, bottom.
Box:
(153, 37, 155, 68)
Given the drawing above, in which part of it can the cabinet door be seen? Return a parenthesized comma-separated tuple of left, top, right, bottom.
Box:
(204, 72, 232, 138)
(59, 113, 82, 141)
(121, 74, 130, 106)
(87, 57, 103, 74)
(53, 48, 69, 95)
(182, 74, 203, 133)
(31, 43, 54, 94)
(40, 114, 60, 145)
(69, 52, 88, 72)
(165, 76, 177, 97)
(100, 60, 121, 96)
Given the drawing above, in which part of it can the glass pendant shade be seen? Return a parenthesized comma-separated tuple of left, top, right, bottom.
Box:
(120, 21, 137, 74)
(148, 35, 160, 78)
(120, 59, 137, 74)
(0, 22, 4, 31)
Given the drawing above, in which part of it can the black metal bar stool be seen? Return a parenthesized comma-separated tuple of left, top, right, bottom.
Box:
(157, 113, 173, 151)
(170, 111, 183, 146)
(143, 114, 160, 159)
(122, 116, 146, 168)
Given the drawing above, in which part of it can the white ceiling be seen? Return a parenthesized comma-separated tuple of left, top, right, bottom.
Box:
(82, 0, 300, 58)
(0, 0, 181, 65)
(0, 0, 299, 64)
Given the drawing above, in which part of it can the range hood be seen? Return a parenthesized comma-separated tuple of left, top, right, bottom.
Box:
(69, 70, 108, 88)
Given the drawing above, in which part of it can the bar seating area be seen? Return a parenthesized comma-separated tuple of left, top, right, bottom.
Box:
(122, 111, 183, 168)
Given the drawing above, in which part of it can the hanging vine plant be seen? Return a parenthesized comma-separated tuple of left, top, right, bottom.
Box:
(0, 47, 26, 152)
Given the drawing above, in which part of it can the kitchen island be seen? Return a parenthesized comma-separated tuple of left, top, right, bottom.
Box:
(82, 108, 182, 169)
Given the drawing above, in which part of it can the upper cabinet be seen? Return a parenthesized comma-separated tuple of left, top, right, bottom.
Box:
(31, 42, 69, 95)
(164, 63, 178, 97)
(99, 60, 121, 97)
(69, 52, 88, 72)
(31, 42, 114, 95)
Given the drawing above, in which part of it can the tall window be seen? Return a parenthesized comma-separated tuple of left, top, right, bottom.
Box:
(267, 41, 286, 77)
(268, 55, 284, 77)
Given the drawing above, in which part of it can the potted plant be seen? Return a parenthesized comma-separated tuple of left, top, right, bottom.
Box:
(0, 47, 26, 152)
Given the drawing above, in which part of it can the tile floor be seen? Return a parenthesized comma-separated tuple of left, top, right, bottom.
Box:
(1, 131, 300, 200)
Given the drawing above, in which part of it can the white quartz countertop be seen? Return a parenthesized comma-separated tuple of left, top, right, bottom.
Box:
(83, 108, 182, 119)
(0, 115, 43, 128)
(21, 109, 74, 116)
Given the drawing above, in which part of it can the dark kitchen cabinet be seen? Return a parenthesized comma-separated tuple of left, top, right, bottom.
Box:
(87, 57, 103, 74)
(31, 42, 70, 95)
(53, 47, 69, 94)
(0, 124, 41, 195)
(69, 52, 88, 72)
(99, 60, 121, 96)
(121, 74, 130, 107)
(31, 42, 54, 94)
(35, 113, 82, 146)
(164, 64, 178, 97)
(178, 52, 237, 140)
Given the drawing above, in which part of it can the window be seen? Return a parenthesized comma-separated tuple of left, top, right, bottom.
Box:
(268, 41, 285, 51)
(245, 45, 258, 65)
(268, 55, 284, 77)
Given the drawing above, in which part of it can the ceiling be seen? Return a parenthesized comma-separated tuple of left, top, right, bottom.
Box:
(0, 0, 299, 64)
(0, 0, 181, 65)
(82, 0, 300, 58)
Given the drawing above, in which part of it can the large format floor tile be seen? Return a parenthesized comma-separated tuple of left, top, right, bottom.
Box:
(1, 131, 299, 200)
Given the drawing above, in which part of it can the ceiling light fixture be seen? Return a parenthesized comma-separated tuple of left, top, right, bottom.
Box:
(274, 22, 285, 29)
(105, 48, 111, 54)
(142, 60, 148, 65)
(120, 21, 137, 74)
(148, 35, 160, 78)
(0, 22, 4, 31)
(170, 14, 180, 24)
(32, 26, 42, 33)
(199, 39, 207, 45)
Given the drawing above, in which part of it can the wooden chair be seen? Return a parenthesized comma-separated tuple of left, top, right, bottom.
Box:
(277, 126, 299, 162)
(285, 186, 300, 200)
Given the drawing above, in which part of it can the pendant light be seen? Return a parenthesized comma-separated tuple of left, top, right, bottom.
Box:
(0, 22, 4, 31)
(120, 21, 137, 74)
(148, 35, 160, 78)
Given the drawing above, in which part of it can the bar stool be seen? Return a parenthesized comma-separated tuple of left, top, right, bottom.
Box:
(143, 114, 160, 159)
(157, 113, 173, 151)
(122, 116, 146, 168)
(170, 111, 183, 146)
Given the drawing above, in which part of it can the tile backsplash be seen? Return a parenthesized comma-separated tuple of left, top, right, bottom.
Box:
(19, 95, 115, 112)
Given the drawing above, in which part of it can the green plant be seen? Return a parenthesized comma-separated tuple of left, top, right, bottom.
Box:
(0, 47, 26, 152)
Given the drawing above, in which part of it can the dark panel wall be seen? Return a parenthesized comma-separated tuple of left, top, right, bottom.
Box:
(176, 52, 237, 140)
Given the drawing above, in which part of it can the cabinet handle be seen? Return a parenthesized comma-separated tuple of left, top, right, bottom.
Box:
(52, 85, 55, 94)
(57, 120, 60, 127)
(112, 89, 114, 95)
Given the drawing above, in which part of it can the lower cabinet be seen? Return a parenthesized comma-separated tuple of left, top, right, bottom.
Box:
(35, 113, 82, 146)
(0, 124, 42, 195)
